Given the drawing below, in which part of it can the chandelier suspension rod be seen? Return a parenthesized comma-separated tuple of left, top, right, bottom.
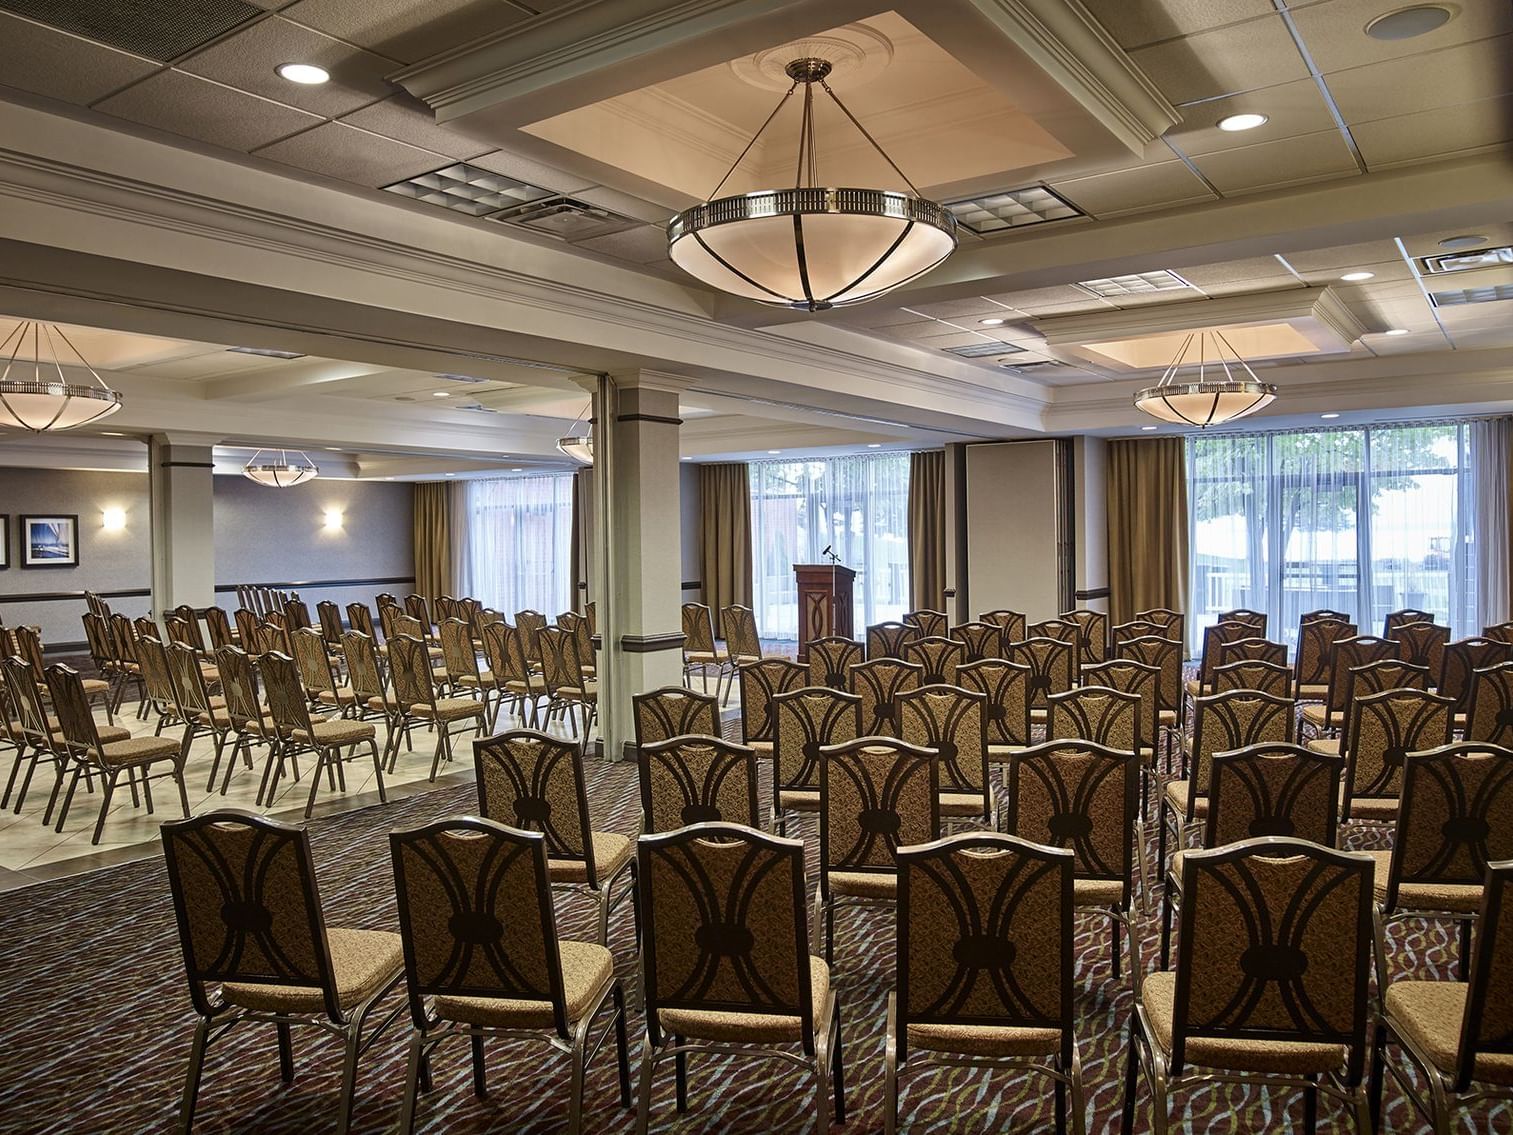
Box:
(705, 82, 799, 201)
(819, 79, 925, 197)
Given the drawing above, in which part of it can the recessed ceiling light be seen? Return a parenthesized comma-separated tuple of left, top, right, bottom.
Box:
(1141, 425, 1158, 431)
(432, 391, 450, 397)
(1438, 234, 1487, 251)
(1365, 5, 1454, 42)
(767, 450, 781, 455)
(867, 443, 882, 448)
(1321, 413, 1341, 419)
(511, 467, 523, 472)
(978, 317, 1006, 326)
(1340, 271, 1375, 282)
(276, 63, 329, 85)
(445, 472, 455, 477)
(1217, 113, 1268, 132)
(100, 431, 124, 437)
(1384, 328, 1411, 336)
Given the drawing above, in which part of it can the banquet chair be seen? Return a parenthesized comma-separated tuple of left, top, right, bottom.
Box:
(807, 635, 862, 691)
(949, 621, 1004, 662)
(738, 658, 807, 761)
(866, 621, 918, 661)
(638, 734, 758, 833)
(772, 686, 860, 834)
(680, 602, 732, 701)
(898, 684, 992, 828)
(261, 651, 385, 818)
(958, 657, 1032, 765)
(387, 634, 485, 781)
(850, 657, 923, 739)
(901, 636, 965, 686)
(632, 685, 719, 751)
(1061, 608, 1108, 666)
(903, 609, 947, 639)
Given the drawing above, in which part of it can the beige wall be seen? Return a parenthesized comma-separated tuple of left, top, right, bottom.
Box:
(965, 440, 1068, 622)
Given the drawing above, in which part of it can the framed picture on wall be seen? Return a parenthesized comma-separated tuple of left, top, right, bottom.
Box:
(20, 515, 78, 569)
(0, 515, 7, 570)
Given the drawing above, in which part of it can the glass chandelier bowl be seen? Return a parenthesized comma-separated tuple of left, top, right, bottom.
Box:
(243, 449, 319, 487)
(0, 321, 123, 432)
(557, 431, 593, 464)
(1133, 331, 1278, 428)
(667, 58, 956, 311)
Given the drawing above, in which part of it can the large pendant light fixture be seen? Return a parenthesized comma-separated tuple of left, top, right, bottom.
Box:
(242, 448, 319, 487)
(1134, 330, 1278, 428)
(0, 320, 123, 432)
(557, 401, 593, 464)
(668, 58, 957, 311)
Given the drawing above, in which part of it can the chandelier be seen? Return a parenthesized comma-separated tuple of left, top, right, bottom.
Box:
(1133, 330, 1278, 428)
(557, 403, 593, 464)
(0, 321, 123, 432)
(667, 58, 956, 311)
(242, 449, 319, 487)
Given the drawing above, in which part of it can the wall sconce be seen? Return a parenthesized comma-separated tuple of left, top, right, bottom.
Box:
(322, 508, 344, 531)
(101, 507, 126, 531)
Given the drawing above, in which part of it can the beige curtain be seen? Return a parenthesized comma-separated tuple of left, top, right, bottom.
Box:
(908, 450, 946, 611)
(569, 467, 594, 612)
(1106, 437, 1189, 626)
(700, 463, 752, 612)
(413, 481, 452, 600)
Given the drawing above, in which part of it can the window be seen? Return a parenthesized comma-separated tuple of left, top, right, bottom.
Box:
(460, 474, 574, 616)
(1188, 424, 1476, 652)
(749, 454, 911, 640)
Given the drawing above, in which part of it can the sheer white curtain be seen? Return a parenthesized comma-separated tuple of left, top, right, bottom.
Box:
(459, 474, 575, 616)
(1188, 423, 1475, 652)
(1473, 418, 1511, 626)
(749, 454, 910, 640)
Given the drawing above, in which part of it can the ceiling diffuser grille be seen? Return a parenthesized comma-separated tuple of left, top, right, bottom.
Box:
(487, 196, 640, 241)
(944, 341, 1025, 358)
(1430, 284, 1513, 307)
(945, 186, 1081, 235)
(1, 0, 263, 62)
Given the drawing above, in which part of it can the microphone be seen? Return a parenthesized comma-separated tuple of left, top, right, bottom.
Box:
(821, 544, 833, 557)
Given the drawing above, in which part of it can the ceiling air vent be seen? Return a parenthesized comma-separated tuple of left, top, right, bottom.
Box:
(944, 186, 1082, 235)
(1076, 270, 1192, 297)
(1420, 246, 1513, 274)
(1430, 284, 1513, 307)
(0, 0, 263, 61)
(384, 163, 552, 217)
(944, 341, 1025, 358)
(487, 196, 640, 242)
(1002, 359, 1068, 373)
(434, 373, 489, 384)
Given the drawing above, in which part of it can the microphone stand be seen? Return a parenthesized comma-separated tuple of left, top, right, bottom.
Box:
(824, 545, 842, 638)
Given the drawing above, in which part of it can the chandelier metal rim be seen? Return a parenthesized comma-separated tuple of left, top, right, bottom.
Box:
(242, 448, 320, 488)
(667, 187, 956, 243)
(1133, 378, 1279, 428)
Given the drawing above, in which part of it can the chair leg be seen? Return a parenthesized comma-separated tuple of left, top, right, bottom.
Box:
(567, 1020, 589, 1135)
(634, 1031, 656, 1135)
(1068, 1041, 1087, 1135)
(369, 740, 388, 804)
(830, 998, 845, 1123)
(612, 983, 632, 1108)
(813, 1014, 832, 1135)
(334, 1020, 363, 1135)
(277, 1023, 295, 1083)
(304, 751, 325, 819)
(884, 995, 900, 1135)
(53, 765, 83, 831)
(175, 768, 191, 818)
(1161, 887, 1174, 969)
(1119, 1015, 1139, 1135)
(1369, 1025, 1387, 1133)
(673, 1036, 688, 1112)
(397, 1032, 424, 1135)
(178, 1016, 212, 1135)
(1303, 1074, 1318, 1134)
(90, 769, 120, 845)
(470, 1034, 486, 1098)
(1110, 915, 1122, 980)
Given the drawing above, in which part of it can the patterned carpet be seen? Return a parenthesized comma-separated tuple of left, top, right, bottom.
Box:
(0, 754, 1505, 1134)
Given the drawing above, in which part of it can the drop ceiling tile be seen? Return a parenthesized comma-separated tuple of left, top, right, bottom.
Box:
(574, 185, 675, 225)
(1450, 326, 1513, 349)
(1400, 224, 1513, 259)
(1351, 92, 1513, 167)
(1051, 160, 1216, 217)
(1281, 240, 1406, 272)
(1326, 35, 1512, 123)
(1178, 257, 1301, 288)
(339, 94, 493, 160)
(571, 225, 669, 264)
(1289, 0, 1513, 73)
(905, 298, 1016, 320)
(1189, 129, 1358, 194)
(1127, 16, 1309, 103)
(281, 0, 528, 65)
(95, 69, 323, 152)
(178, 17, 396, 118)
(0, 12, 157, 106)
(887, 321, 962, 343)
(858, 309, 935, 329)
(984, 285, 1107, 312)
(1168, 79, 1338, 155)
(470, 149, 595, 196)
(253, 122, 443, 185)
(1080, 0, 1276, 50)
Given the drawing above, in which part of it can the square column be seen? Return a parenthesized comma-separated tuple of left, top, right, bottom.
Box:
(148, 435, 216, 616)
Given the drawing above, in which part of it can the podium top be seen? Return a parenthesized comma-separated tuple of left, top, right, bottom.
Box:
(795, 562, 856, 576)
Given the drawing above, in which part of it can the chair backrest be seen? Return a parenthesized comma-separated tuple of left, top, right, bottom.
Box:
(898, 684, 988, 799)
(13, 624, 46, 683)
(136, 633, 181, 709)
(316, 600, 344, 646)
(260, 651, 316, 740)
(680, 603, 716, 654)
(291, 626, 337, 696)
(774, 686, 861, 795)
(638, 824, 813, 1049)
(1392, 621, 1449, 676)
(1383, 608, 1435, 638)
(558, 610, 593, 669)
(388, 635, 440, 712)
(515, 610, 548, 663)
(478, 620, 512, 691)
(43, 663, 105, 760)
(1189, 689, 1296, 796)
(81, 611, 114, 673)
(1344, 688, 1454, 812)
(633, 685, 720, 749)
(807, 636, 862, 691)
(1466, 661, 1513, 746)
(389, 817, 569, 1037)
(1217, 608, 1267, 635)
(849, 657, 923, 738)
(902, 635, 966, 686)
(204, 605, 236, 651)
(214, 645, 265, 732)
(1112, 618, 1164, 644)
(638, 735, 759, 833)
(2, 655, 52, 750)
(404, 593, 432, 632)
(820, 737, 939, 886)
(721, 604, 763, 662)
(340, 630, 387, 704)
(1212, 659, 1293, 696)
(1004, 637, 1077, 710)
(1441, 638, 1513, 715)
(904, 609, 947, 638)
(1386, 743, 1513, 914)
(955, 658, 1032, 748)
(440, 618, 482, 685)
(1198, 621, 1253, 688)
(474, 729, 598, 886)
(346, 602, 379, 642)
(895, 833, 1074, 1066)
(1060, 609, 1107, 665)
(1080, 659, 1159, 748)
(108, 612, 140, 666)
(1323, 635, 1398, 721)
(261, 611, 292, 654)
(284, 598, 313, 631)
(1116, 634, 1183, 714)
(1483, 621, 1513, 644)
(161, 810, 343, 1021)
(1134, 608, 1185, 645)
(1455, 860, 1513, 1091)
(866, 621, 918, 661)
(738, 659, 807, 744)
(167, 641, 215, 718)
(949, 621, 1004, 662)
(170, 605, 206, 651)
(1027, 619, 1080, 664)
(234, 607, 263, 653)
(1005, 740, 1136, 900)
(978, 609, 1027, 642)
(1207, 743, 1342, 847)
(1171, 838, 1371, 1081)
(1346, 658, 1430, 703)
(1214, 637, 1287, 671)
(1294, 616, 1357, 690)
(1048, 685, 1141, 752)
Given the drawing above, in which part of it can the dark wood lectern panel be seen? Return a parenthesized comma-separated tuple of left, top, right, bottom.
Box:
(795, 563, 855, 661)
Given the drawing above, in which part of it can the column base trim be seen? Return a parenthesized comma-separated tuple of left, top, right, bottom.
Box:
(620, 632, 686, 653)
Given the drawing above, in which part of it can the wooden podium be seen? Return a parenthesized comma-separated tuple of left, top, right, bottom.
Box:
(795, 562, 855, 661)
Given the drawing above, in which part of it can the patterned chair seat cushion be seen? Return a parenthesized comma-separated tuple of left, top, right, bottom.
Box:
(100, 735, 181, 765)
(293, 719, 375, 746)
(827, 870, 895, 899)
(1364, 850, 1482, 913)
(909, 1021, 1061, 1059)
(435, 940, 613, 1030)
(1385, 981, 1513, 1085)
(549, 831, 633, 885)
(658, 955, 829, 1044)
(222, 927, 403, 1014)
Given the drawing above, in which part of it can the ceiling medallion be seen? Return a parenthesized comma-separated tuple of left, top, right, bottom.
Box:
(668, 57, 956, 312)
(0, 321, 123, 432)
(1133, 330, 1278, 428)
(243, 449, 320, 488)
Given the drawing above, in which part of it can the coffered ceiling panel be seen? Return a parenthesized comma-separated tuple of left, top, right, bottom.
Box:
(1079, 0, 1277, 51)
(1287, 0, 1513, 73)
(1177, 257, 1301, 291)
(178, 17, 396, 118)
(0, 11, 157, 106)
(338, 94, 494, 161)
(1189, 129, 1359, 194)
(470, 148, 595, 196)
(1050, 159, 1216, 217)
(1351, 92, 1513, 166)
(570, 225, 670, 265)
(95, 69, 324, 153)
(252, 121, 444, 184)
(1164, 78, 1338, 155)
(1126, 15, 1308, 103)
(281, 0, 532, 65)
(1325, 35, 1513, 123)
